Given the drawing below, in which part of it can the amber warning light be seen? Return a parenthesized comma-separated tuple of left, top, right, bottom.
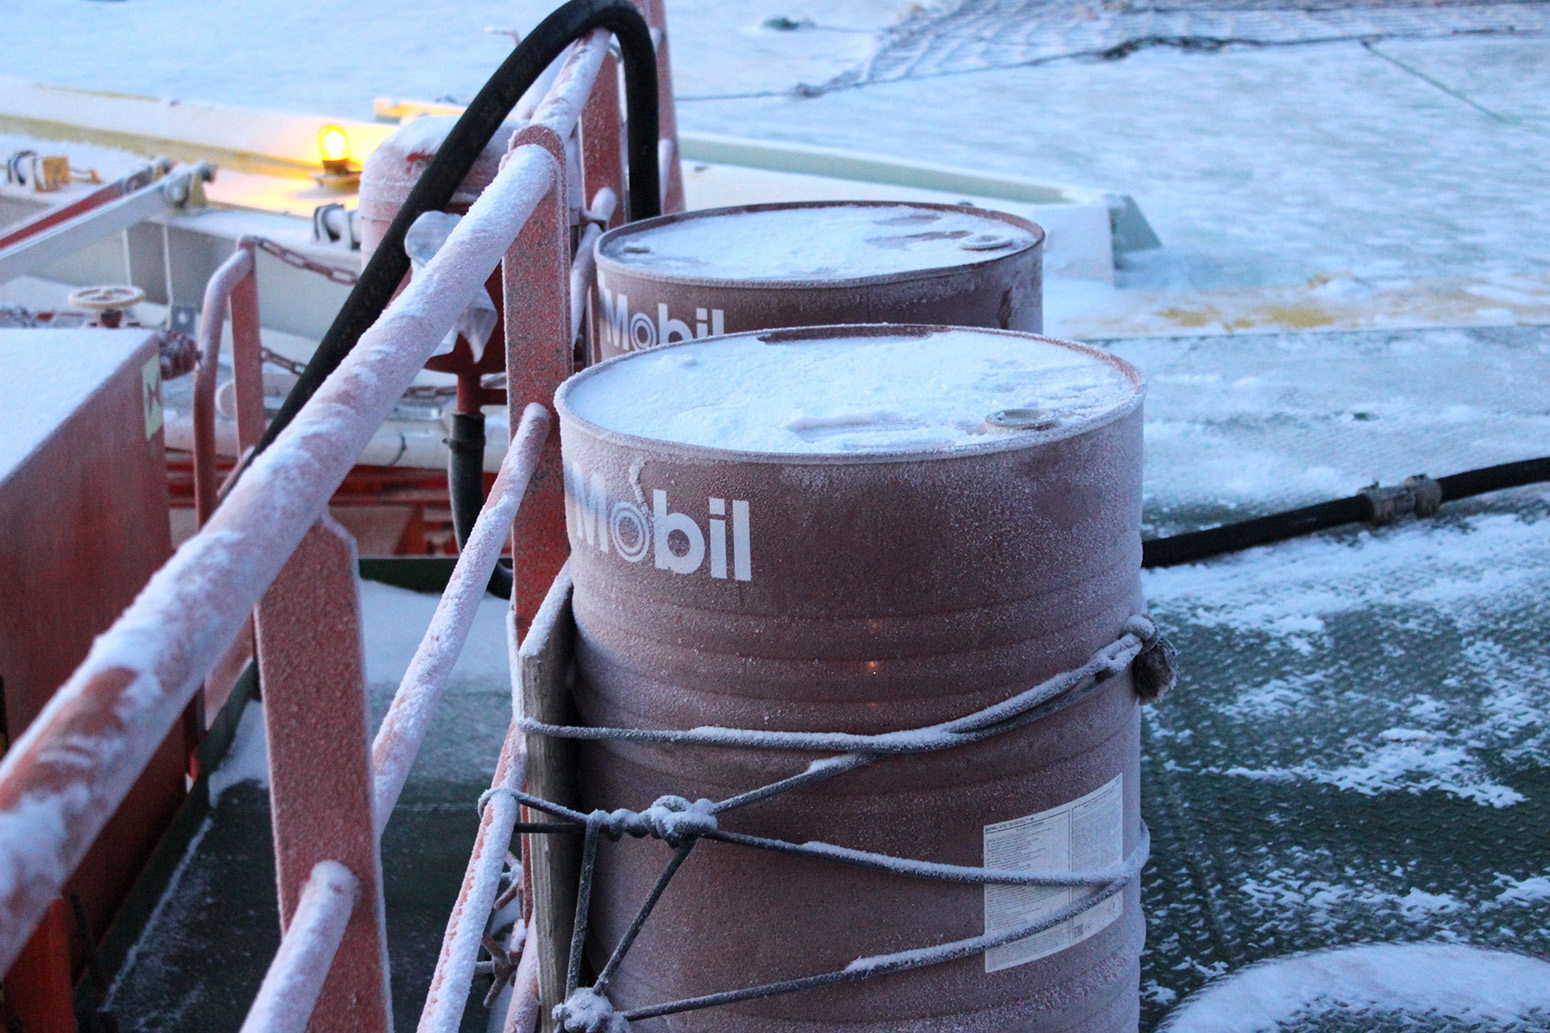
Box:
(319, 125, 352, 173)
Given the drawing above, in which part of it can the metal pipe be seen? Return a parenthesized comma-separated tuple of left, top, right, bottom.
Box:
(0, 143, 558, 974)
(500, 942, 542, 1033)
(657, 137, 676, 211)
(237, 861, 360, 1033)
(192, 246, 256, 524)
(0, 163, 213, 284)
(570, 188, 616, 351)
(371, 403, 551, 834)
(417, 722, 528, 1033)
(569, 221, 603, 348)
(528, 31, 611, 143)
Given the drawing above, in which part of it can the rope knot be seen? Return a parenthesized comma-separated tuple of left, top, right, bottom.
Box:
(554, 987, 629, 1033)
(1132, 630, 1177, 705)
(1122, 614, 1158, 643)
(592, 796, 718, 847)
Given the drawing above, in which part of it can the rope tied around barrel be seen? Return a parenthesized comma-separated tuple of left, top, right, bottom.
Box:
(593, 796, 718, 848)
(511, 613, 1174, 1026)
(554, 986, 630, 1033)
(1123, 614, 1177, 703)
(481, 791, 719, 849)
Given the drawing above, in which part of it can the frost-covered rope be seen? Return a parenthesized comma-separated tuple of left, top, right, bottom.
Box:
(520, 615, 1171, 754)
(507, 614, 1173, 1032)
(625, 830, 1149, 1024)
(499, 787, 1145, 889)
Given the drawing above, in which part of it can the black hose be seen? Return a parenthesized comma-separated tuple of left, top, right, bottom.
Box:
(1142, 455, 1550, 568)
(1435, 455, 1550, 502)
(224, 0, 659, 493)
(447, 412, 515, 597)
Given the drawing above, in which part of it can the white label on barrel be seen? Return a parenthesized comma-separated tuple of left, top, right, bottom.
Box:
(982, 775, 1124, 972)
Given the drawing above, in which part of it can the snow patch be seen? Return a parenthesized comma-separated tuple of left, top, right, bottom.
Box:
(207, 701, 269, 801)
(1160, 943, 1550, 1032)
(600, 203, 1039, 282)
(1494, 872, 1550, 905)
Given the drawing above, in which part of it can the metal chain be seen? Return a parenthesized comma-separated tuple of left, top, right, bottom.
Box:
(257, 346, 307, 376)
(246, 241, 471, 406)
(249, 236, 360, 287)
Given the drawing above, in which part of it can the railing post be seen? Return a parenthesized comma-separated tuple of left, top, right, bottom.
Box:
(254, 516, 393, 1033)
(502, 133, 571, 633)
(580, 49, 625, 231)
(636, 0, 685, 212)
(199, 239, 264, 732)
(229, 239, 266, 456)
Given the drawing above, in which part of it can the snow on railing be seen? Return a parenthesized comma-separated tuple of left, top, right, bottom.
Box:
(371, 404, 550, 834)
(192, 242, 263, 523)
(237, 861, 361, 1033)
(0, 9, 680, 1028)
(0, 132, 556, 976)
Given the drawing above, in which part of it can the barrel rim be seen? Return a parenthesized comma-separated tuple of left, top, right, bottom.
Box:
(555, 323, 1144, 465)
(592, 201, 1046, 291)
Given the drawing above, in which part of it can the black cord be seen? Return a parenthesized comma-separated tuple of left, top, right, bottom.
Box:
(1142, 455, 1550, 568)
(222, 0, 659, 499)
(447, 412, 514, 596)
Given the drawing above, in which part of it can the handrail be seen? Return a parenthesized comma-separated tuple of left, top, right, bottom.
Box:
(424, 566, 578, 1033)
(237, 861, 360, 1033)
(0, 139, 557, 974)
(371, 402, 551, 835)
(0, 12, 671, 1025)
(192, 244, 255, 522)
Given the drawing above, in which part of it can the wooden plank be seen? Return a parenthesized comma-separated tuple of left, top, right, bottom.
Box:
(519, 565, 579, 1033)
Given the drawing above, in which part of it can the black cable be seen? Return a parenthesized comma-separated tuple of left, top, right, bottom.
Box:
(1142, 455, 1550, 568)
(1142, 496, 1367, 568)
(223, 0, 659, 496)
(1435, 455, 1550, 503)
(446, 412, 515, 596)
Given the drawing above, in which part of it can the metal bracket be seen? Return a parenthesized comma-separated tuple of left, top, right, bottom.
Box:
(1360, 474, 1444, 525)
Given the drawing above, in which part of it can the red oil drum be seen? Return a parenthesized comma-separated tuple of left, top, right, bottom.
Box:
(555, 324, 1146, 1032)
(357, 115, 520, 261)
(589, 202, 1045, 361)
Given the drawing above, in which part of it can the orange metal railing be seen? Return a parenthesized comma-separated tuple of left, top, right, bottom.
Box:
(0, 4, 684, 1028)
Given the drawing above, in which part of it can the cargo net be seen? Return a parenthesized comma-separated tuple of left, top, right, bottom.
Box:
(493, 614, 1176, 1032)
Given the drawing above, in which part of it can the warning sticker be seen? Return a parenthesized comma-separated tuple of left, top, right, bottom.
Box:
(142, 355, 163, 440)
(983, 774, 1123, 972)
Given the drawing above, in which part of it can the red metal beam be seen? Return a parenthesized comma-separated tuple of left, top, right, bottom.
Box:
(255, 517, 392, 1031)
(503, 129, 572, 633)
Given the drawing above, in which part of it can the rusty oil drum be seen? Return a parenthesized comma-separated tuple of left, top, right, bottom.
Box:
(589, 201, 1045, 361)
(357, 114, 519, 261)
(555, 324, 1146, 1032)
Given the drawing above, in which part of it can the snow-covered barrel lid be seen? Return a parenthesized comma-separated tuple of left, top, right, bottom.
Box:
(558, 323, 1141, 459)
(594, 201, 1045, 287)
